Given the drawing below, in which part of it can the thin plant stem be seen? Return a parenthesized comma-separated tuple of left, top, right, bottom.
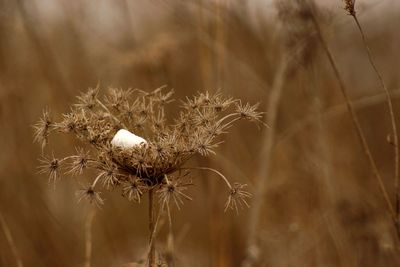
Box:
(351, 13, 400, 228)
(180, 167, 232, 189)
(308, 1, 398, 235)
(84, 209, 96, 267)
(241, 56, 289, 267)
(148, 189, 156, 267)
(165, 204, 175, 267)
(147, 201, 165, 266)
(0, 212, 23, 267)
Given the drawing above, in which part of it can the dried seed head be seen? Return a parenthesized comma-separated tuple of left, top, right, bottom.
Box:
(158, 177, 193, 210)
(224, 183, 252, 214)
(76, 86, 99, 110)
(344, 0, 356, 16)
(76, 186, 104, 207)
(66, 148, 91, 176)
(105, 88, 133, 111)
(154, 88, 174, 106)
(33, 109, 53, 150)
(193, 132, 222, 156)
(235, 102, 263, 122)
(97, 162, 120, 189)
(38, 154, 61, 183)
(36, 87, 262, 207)
(122, 178, 148, 203)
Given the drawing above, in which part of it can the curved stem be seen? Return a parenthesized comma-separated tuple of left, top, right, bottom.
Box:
(352, 13, 400, 231)
(180, 166, 232, 189)
(309, 1, 397, 233)
(220, 116, 242, 130)
(216, 113, 239, 126)
(91, 173, 103, 188)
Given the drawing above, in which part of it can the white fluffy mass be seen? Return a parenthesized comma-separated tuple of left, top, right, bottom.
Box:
(111, 129, 147, 149)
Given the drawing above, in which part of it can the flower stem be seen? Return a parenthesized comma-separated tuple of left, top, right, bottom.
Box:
(148, 189, 156, 267)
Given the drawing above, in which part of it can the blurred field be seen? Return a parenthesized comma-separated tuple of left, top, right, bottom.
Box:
(2, 0, 400, 266)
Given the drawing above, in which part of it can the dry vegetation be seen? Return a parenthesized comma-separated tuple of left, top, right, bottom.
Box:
(1, 0, 400, 266)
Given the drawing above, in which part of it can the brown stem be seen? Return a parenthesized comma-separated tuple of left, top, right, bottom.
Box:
(352, 14, 400, 232)
(0, 212, 23, 267)
(84, 209, 96, 267)
(308, 1, 397, 234)
(148, 189, 156, 267)
(241, 55, 289, 267)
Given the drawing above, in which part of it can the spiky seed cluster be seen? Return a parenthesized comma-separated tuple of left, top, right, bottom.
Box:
(34, 86, 262, 212)
(33, 109, 53, 150)
(344, 0, 356, 16)
(225, 183, 252, 214)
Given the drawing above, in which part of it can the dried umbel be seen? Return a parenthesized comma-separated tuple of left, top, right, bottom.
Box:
(34, 86, 264, 211)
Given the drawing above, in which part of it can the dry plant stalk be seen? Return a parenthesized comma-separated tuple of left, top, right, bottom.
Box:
(308, 0, 399, 238)
(243, 1, 318, 265)
(0, 212, 24, 267)
(34, 86, 263, 265)
(344, 0, 400, 234)
(84, 209, 96, 267)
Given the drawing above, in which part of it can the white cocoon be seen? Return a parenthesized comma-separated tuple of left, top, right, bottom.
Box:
(111, 129, 147, 149)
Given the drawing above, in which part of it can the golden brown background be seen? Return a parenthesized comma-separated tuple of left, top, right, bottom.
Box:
(1, 0, 400, 266)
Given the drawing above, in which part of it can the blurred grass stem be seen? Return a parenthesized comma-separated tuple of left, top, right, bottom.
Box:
(351, 11, 400, 233)
(308, 0, 398, 238)
(0, 212, 23, 267)
(242, 55, 289, 267)
(84, 209, 96, 267)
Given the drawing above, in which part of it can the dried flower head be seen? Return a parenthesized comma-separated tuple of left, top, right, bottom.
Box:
(38, 154, 61, 183)
(33, 109, 53, 150)
(34, 87, 261, 211)
(225, 183, 252, 214)
(65, 148, 92, 176)
(75, 86, 99, 110)
(344, 0, 356, 16)
(122, 177, 148, 203)
(77, 185, 104, 207)
(158, 176, 193, 210)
